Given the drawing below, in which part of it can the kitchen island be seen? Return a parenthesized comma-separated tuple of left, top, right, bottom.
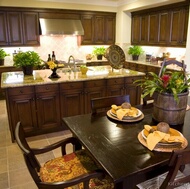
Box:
(1, 66, 145, 142)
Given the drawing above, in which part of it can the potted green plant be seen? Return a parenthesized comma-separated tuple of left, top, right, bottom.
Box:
(13, 51, 42, 75)
(134, 63, 190, 125)
(128, 45, 144, 60)
(0, 48, 10, 66)
(92, 47, 106, 60)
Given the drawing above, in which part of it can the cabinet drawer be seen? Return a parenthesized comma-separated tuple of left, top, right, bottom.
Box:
(7, 86, 34, 96)
(84, 80, 106, 88)
(125, 77, 141, 84)
(129, 63, 137, 70)
(60, 82, 83, 90)
(35, 84, 59, 93)
(107, 78, 124, 85)
(137, 64, 147, 72)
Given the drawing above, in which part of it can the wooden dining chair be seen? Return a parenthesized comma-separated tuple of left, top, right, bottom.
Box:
(15, 122, 114, 189)
(91, 95, 130, 115)
(136, 148, 190, 189)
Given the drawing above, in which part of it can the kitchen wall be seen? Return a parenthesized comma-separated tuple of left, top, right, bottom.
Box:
(3, 36, 109, 66)
(1, 0, 189, 70)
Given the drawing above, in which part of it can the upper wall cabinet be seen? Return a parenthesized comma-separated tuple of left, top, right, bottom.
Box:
(0, 10, 40, 47)
(39, 10, 116, 45)
(81, 12, 116, 45)
(131, 2, 189, 47)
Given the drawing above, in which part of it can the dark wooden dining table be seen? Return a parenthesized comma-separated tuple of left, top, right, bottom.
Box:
(62, 101, 190, 189)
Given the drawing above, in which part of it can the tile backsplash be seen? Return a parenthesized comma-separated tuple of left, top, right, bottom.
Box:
(2, 35, 186, 66)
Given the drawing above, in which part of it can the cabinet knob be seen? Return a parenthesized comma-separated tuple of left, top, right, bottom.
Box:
(19, 90, 23, 94)
(46, 87, 49, 90)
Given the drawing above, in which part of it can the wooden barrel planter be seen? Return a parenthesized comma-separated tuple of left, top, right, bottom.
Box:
(152, 91, 189, 125)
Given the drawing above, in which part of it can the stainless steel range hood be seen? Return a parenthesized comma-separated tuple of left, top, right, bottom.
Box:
(39, 18, 84, 35)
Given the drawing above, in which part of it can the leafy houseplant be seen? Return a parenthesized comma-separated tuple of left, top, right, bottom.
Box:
(92, 47, 106, 60)
(128, 45, 144, 60)
(135, 66, 190, 125)
(13, 51, 42, 75)
(135, 68, 190, 103)
(0, 48, 10, 65)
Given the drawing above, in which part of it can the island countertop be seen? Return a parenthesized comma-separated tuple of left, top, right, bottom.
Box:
(1, 66, 145, 88)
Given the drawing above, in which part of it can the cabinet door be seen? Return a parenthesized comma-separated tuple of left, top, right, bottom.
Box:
(107, 78, 125, 96)
(7, 12, 23, 46)
(0, 12, 8, 46)
(84, 80, 106, 113)
(148, 13, 159, 45)
(94, 15, 105, 44)
(6, 86, 37, 141)
(158, 11, 170, 45)
(60, 82, 84, 117)
(35, 85, 61, 130)
(9, 94, 37, 133)
(81, 14, 94, 45)
(169, 7, 189, 47)
(131, 14, 148, 45)
(125, 77, 142, 106)
(131, 15, 140, 44)
(105, 16, 115, 44)
(22, 12, 40, 45)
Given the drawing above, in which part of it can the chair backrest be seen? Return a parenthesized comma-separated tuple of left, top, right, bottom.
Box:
(159, 59, 186, 77)
(91, 95, 130, 115)
(160, 148, 190, 189)
(15, 122, 42, 184)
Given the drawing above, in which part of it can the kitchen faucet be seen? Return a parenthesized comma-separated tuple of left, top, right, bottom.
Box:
(68, 55, 76, 71)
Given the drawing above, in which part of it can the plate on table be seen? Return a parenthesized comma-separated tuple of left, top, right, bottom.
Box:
(110, 107, 142, 120)
(105, 45, 125, 69)
(107, 109, 144, 122)
(141, 126, 183, 146)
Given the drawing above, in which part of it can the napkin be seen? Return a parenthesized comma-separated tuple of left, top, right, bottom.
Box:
(144, 125, 185, 151)
(116, 109, 129, 120)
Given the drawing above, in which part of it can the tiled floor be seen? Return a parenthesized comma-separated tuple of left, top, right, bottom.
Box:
(0, 100, 72, 189)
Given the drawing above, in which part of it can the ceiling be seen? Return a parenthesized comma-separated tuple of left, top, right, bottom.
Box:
(38, 0, 137, 7)
(38, 0, 187, 7)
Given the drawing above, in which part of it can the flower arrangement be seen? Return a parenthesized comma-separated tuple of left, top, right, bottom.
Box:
(47, 61, 57, 70)
(135, 67, 190, 102)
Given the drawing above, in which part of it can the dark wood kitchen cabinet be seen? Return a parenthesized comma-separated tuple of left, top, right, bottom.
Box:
(6, 84, 61, 141)
(35, 84, 61, 131)
(106, 78, 125, 97)
(84, 79, 106, 113)
(0, 11, 8, 46)
(80, 14, 94, 45)
(131, 2, 189, 47)
(6, 12, 23, 46)
(81, 12, 116, 45)
(131, 14, 147, 44)
(22, 12, 40, 46)
(169, 6, 189, 46)
(5, 75, 142, 141)
(148, 12, 159, 45)
(125, 77, 142, 105)
(0, 9, 40, 46)
(60, 82, 84, 117)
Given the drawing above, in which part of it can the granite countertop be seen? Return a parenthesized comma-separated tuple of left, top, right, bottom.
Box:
(126, 59, 183, 71)
(1, 66, 145, 88)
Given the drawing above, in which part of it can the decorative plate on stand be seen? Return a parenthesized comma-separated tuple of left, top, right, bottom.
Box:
(105, 45, 125, 69)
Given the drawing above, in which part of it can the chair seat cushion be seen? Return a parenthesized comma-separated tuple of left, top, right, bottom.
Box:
(40, 149, 114, 189)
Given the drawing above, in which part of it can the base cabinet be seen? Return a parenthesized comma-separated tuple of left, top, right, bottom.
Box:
(5, 77, 142, 142)
(35, 84, 61, 131)
(60, 82, 84, 117)
(6, 84, 61, 142)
